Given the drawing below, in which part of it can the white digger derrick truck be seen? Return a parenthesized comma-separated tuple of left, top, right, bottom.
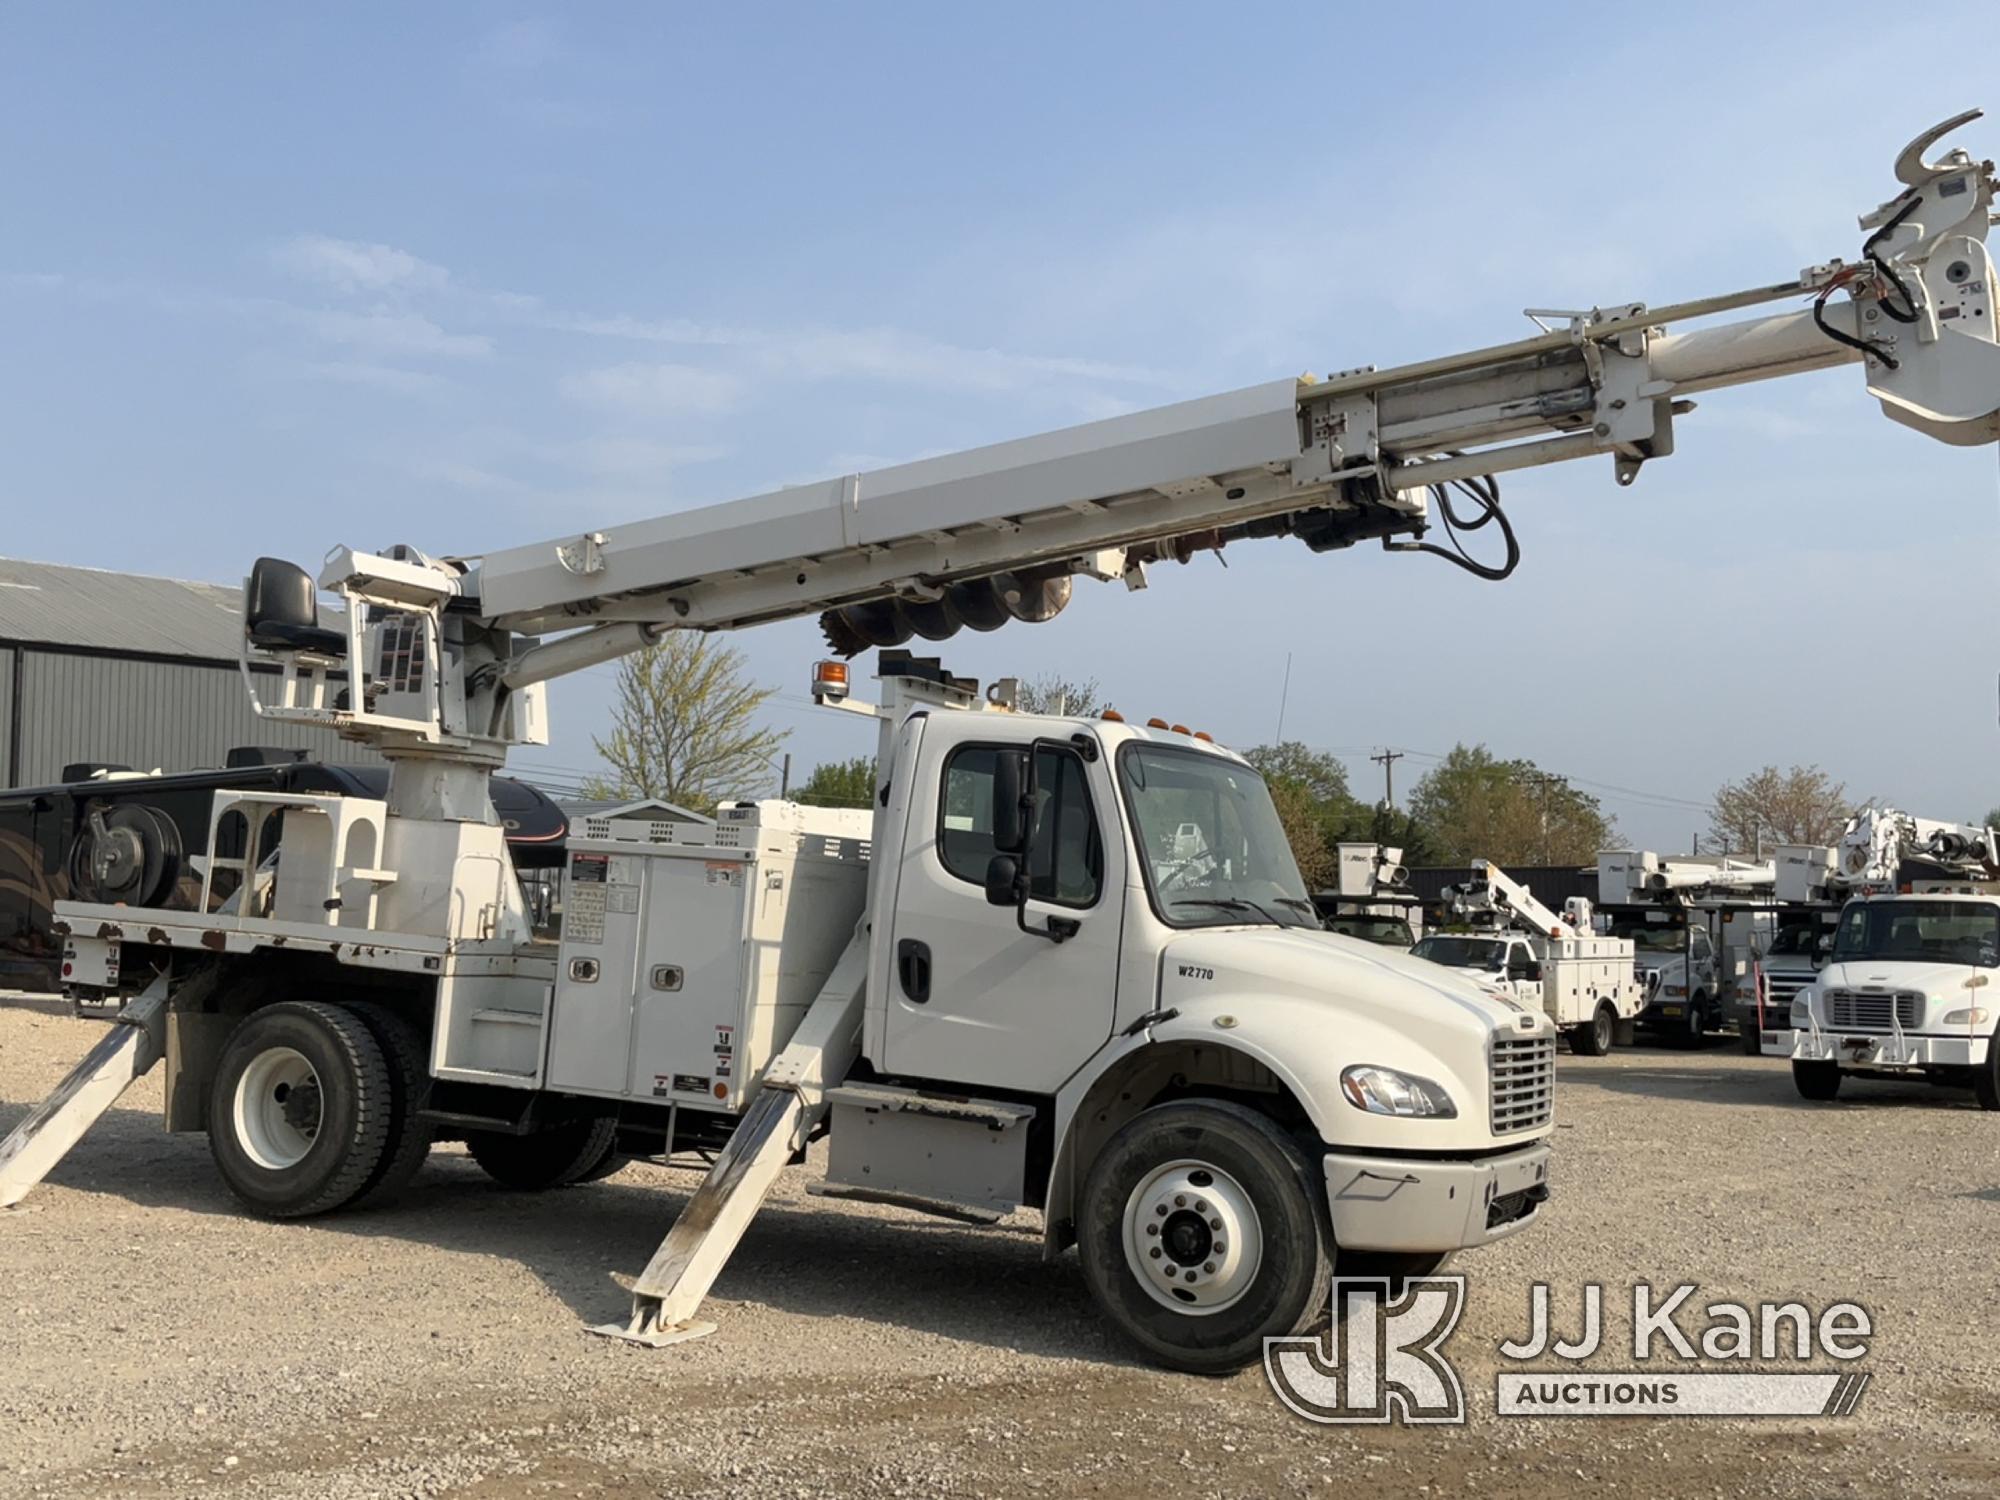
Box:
(1418, 861, 1642, 1056)
(1316, 842, 1422, 947)
(1767, 808, 2000, 1107)
(3, 112, 1997, 1371)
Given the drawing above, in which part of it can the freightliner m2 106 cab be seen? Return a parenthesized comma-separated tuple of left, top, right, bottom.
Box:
(1782, 893, 2000, 1108)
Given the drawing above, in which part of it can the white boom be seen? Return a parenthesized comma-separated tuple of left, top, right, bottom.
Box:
(1444, 860, 1578, 938)
(243, 112, 1999, 779)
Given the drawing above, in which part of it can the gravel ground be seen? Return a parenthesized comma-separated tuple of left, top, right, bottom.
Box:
(3, 991, 1998, 1499)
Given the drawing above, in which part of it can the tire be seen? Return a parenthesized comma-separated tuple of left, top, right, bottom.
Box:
(1973, 1033, 2000, 1112)
(1793, 1059, 1843, 1101)
(1569, 1004, 1615, 1057)
(1671, 995, 1707, 1050)
(345, 1002, 434, 1206)
(465, 1115, 619, 1190)
(1739, 1018, 1765, 1056)
(207, 1002, 395, 1218)
(573, 1144, 631, 1183)
(1078, 1099, 1331, 1376)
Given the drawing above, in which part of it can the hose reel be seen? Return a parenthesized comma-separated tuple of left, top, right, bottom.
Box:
(65, 803, 184, 908)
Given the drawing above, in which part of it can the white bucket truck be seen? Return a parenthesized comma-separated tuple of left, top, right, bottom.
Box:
(1414, 860, 1641, 1054)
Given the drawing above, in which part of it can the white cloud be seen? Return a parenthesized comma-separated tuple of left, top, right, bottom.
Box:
(274, 234, 449, 295)
(296, 308, 492, 359)
(559, 362, 745, 417)
(288, 360, 447, 395)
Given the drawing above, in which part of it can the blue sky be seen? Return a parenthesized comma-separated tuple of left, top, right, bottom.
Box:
(4, 4, 1998, 845)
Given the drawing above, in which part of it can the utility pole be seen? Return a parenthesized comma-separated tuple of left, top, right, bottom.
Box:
(780, 753, 791, 799)
(1370, 748, 1405, 808)
(1273, 652, 1294, 743)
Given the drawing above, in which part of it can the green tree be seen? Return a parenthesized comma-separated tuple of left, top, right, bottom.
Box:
(1244, 741, 1367, 881)
(1015, 673, 1108, 716)
(585, 635, 785, 814)
(791, 756, 876, 809)
(1407, 744, 1615, 865)
(1709, 764, 1852, 852)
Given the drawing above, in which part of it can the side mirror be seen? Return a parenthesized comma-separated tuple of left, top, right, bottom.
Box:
(1524, 961, 1543, 982)
(991, 750, 1028, 853)
(1811, 950, 1829, 970)
(984, 853, 1021, 907)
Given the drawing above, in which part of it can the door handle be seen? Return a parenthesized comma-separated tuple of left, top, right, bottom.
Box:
(897, 939, 931, 1003)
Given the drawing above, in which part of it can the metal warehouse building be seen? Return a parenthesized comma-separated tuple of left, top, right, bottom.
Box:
(0, 557, 371, 789)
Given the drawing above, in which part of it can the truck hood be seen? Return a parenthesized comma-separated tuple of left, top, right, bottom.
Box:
(1813, 959, 1986, 999)
(1151, 926, 1554, 1152)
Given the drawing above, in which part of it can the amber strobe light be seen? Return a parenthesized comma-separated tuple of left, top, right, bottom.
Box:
(811, 659, 850, 702)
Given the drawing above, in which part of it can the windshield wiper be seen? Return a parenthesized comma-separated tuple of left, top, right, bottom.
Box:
(1171, 896, 1292, 927)
(1271, 896, 1323, 925)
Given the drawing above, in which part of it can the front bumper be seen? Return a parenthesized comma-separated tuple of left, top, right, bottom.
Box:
(1792, 1031, 1991, 1068)
(1759, 1027, 1799, 1057)
(1323, 1142, 1550, 1253)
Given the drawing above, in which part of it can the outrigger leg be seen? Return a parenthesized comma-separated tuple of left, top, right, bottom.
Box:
(592, 932, 866, 1347)
(0, 971, 175, 1209)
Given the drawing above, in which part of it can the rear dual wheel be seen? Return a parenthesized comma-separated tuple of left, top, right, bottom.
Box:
(208, 1000, 433, 1218)
(1568, 1004, 1616, 1057)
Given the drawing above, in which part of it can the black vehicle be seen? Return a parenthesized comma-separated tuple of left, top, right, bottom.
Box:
(0, 754, 565, 992)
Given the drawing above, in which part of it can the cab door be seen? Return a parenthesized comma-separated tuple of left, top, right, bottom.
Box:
(881, 718, 1125, 1094)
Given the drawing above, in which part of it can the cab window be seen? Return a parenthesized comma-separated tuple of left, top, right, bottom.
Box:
(938, 745, 1102, 908)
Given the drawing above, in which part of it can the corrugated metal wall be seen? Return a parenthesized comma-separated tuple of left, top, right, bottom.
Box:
(0, 648, 14, 783)
(5, 648, 374, 788)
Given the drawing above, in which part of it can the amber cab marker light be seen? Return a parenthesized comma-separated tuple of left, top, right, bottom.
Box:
(1193, 731, 1214, 742)
(1145, 717, 1170, 729)
(1169, 724, 1191, 736)
(1100, 709, 1125, 722)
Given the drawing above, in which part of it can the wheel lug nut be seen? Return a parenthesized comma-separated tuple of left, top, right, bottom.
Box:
(1174, 1195, 1186, 1207)
(1203, 1262, 1216, 1274)
(1184, 1270, 1197, 1283)
(1208, 1217, 1222, 1231)
(1155, 1204, 1167, 1216)
(1195, 1200, 1208, 1213)
(1149, 1247, 1161, 1259)
(1145, 1223, 1158, 1236)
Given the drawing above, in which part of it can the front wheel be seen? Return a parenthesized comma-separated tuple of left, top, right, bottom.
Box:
(1569, 1004, 1616, 1057)
(1671, 995, 1708, 1050)
(1793, 1059, 1843, 1101)
(1972, 1034, 2000, 1112)
(1078, 1099, 1330, 1375)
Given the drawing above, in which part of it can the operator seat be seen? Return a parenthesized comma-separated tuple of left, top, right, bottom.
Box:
(244, 557, 348, 657)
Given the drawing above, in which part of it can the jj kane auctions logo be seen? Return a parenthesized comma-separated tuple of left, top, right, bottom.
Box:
(1266, 1277, 1873, 1424)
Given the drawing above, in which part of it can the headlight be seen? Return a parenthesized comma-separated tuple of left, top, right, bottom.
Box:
(1340, 1065, 1457, 1119)
(1942, 1007, 1990, 1027)
(1790, 998, 1811, 1026)
(1663, 984, 1688, 996)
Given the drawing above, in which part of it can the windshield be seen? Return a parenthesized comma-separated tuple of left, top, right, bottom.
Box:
(1328, 915, 1417, 947)
(1411, 935, 1508, 970)
(1767, 921, 1828, 957)
(1830, 900, 2000, 967)
(1119, 746, 1314, 927)
(1608, 921, 1688, 953)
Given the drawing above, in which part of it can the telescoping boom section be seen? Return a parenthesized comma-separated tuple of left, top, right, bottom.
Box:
(4, 113, 1998, 1374)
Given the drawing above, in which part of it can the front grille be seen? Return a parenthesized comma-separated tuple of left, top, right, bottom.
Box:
(1822, 988, 1922, 1032)
(1490, 1034, 1555, 1134)
(1766, 971, 1813, 1004)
